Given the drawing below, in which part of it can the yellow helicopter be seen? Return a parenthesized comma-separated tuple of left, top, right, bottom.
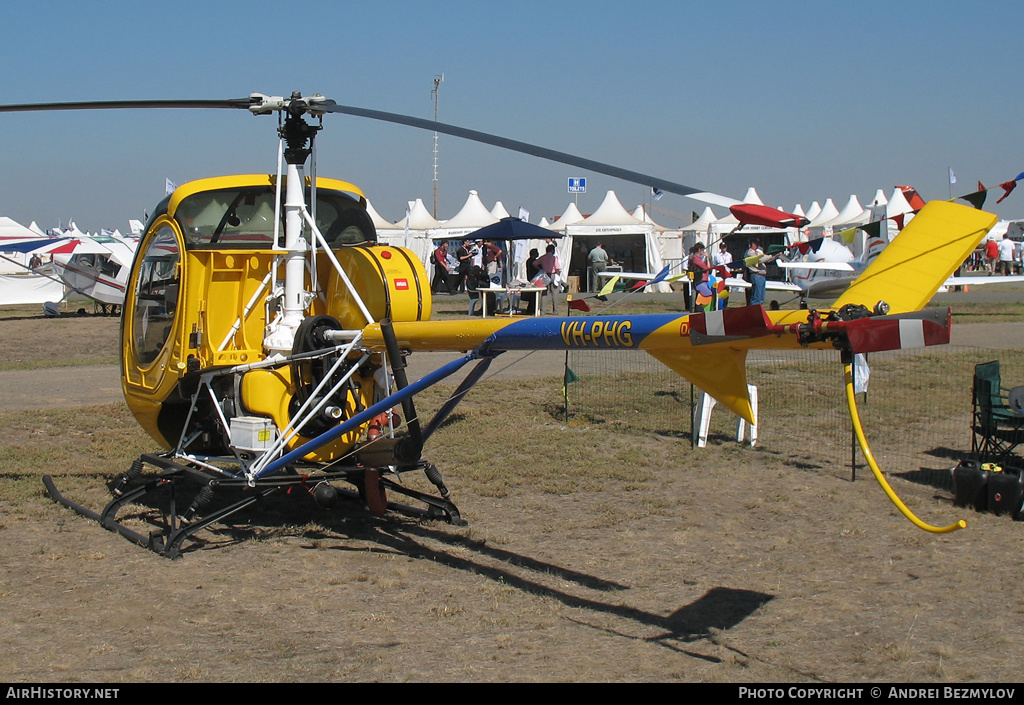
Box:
(3, 92, 994, 557)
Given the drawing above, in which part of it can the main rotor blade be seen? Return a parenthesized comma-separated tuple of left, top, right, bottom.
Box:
(0, 98, 253, 113)
(320, 103, 704, 199)
(0, 95, 723, 203)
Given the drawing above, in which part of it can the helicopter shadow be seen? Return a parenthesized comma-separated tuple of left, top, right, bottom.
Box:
(214, 498, 771, 661)
(377, 521, 775, 662)
(107, 473, 775, 661)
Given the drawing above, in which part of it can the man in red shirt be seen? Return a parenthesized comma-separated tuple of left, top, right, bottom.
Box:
(432, 242, 452, 293)
(986, 238, 999, 273)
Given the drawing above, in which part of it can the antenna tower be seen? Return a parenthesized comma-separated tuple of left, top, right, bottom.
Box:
(432, 73, 444, 218)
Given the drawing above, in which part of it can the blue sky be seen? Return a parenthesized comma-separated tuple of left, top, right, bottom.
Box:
(2, 0, 1022, 232)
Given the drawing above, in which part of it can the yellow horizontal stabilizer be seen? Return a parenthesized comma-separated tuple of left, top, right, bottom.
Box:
(833, 201, 997, 314)
(646, 346, 754, 423)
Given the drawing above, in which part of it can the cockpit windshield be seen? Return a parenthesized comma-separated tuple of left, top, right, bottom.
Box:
(175, 185, 377, 249)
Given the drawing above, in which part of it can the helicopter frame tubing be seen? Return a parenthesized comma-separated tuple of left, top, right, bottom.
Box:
(42, 324, 505, 558)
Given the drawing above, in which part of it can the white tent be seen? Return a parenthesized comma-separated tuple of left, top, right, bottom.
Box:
(741, 187, 765, 206)
(883, 187, 915, 240)
(0, 217, 56, 274)
(545, 202, 586, 233)
(490, 201, 511, 219)
(365, 199, 397, 233)
(831, 195, 869, 227)
(805, 198, 841, 237)
(634, 205, 684, 268)
(372, 197, 439, 273)
(430, 190, 499, 239)
(827, 195, 871, 257)
(680, 206, 721, 253)
(563, 191, 669, 292)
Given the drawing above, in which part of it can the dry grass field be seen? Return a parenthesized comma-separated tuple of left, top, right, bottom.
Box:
(2, 293, 1024, 683)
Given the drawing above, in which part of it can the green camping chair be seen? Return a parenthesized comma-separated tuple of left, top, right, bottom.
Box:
(971, 361, 1024, 462)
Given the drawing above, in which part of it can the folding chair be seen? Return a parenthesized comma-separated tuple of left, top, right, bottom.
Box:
(971, 361, 1024, 462)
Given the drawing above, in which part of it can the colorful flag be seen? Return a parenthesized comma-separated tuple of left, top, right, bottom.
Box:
(649, 265, 671, 285)
(562, 366, 579, 403)
(597, 275, 619, 298)
(961, 190, 987, 210)
(567, 298, 591, 312)
(837, 227, 857, 245)
(859, 220, 883, 239)
(997, 179, 1018, 204)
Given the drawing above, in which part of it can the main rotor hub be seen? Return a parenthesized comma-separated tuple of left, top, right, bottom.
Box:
(279, 92, 322, 165)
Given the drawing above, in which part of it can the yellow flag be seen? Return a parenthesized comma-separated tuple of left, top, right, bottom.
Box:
(837, 227, 857, 245)
(743, 254, 764, 267)
(598, 275, 619, 297)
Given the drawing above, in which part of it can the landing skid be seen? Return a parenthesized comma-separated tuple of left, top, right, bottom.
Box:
(43, 453, 465, 559)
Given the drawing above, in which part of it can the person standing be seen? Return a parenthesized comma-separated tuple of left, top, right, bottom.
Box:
(455, 241, 473, 293)
(587, 242, 609, 292)
(535, 243, 561, 314)
(482, 239, 503, 277)
(744, 239, 768, 306)
(998, 233, 1016, 275)
(432, 242, 451, 294)
(986, 237, 999, 273)
(713, 242, 732, 268)
(689, 243, 713, 311)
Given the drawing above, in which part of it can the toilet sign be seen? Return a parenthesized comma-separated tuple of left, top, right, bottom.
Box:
(568, 177, 586, 193)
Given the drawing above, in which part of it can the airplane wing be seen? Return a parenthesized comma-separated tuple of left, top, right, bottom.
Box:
(597, 271, 658, 280)
(0, 237, 81, 254)
(597, 269, 802, 293)
(721, 274, 802, 293)
(942, 274, 1024, 287)
(777, 261, 856, 272)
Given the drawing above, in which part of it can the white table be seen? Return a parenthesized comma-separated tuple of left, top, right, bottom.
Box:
(473, 286, 546, 317)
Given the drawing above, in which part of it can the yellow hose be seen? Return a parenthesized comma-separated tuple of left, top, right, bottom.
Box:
(843, 363, 966, 534)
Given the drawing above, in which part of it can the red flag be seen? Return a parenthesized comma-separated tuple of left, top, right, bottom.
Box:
(567, 298, 591, 312)
(996, 180, 1017, 204)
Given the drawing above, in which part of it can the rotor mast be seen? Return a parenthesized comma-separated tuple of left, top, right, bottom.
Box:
(260, 93, 322, 355)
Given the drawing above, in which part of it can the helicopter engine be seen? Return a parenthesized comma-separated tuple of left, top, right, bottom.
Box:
(121, 174, 430, 465)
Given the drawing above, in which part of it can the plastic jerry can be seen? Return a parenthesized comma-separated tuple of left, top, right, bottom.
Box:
(952, 460, 988, 512)
(987, 466, 1024, 517)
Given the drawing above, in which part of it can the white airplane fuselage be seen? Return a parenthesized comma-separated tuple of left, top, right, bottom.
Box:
(52, 252, 128, 306)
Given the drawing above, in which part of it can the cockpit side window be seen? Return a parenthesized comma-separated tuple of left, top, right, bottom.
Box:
(132, 225, 180, 366)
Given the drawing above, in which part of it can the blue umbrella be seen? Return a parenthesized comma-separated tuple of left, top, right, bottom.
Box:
(450, 217, 563, 286)
(451, 217, 563, 241)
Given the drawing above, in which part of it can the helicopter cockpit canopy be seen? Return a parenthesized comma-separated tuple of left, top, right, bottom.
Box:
(169, 177, 377, 249)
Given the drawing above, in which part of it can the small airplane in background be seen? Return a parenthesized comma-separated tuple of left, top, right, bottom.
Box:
(599, 189, 1024, 308)
(0, 220, 138, 313)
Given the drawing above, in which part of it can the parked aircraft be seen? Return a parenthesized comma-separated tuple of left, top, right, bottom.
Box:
(0, 92, 988, 558)
(0, 224, 137, 312)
